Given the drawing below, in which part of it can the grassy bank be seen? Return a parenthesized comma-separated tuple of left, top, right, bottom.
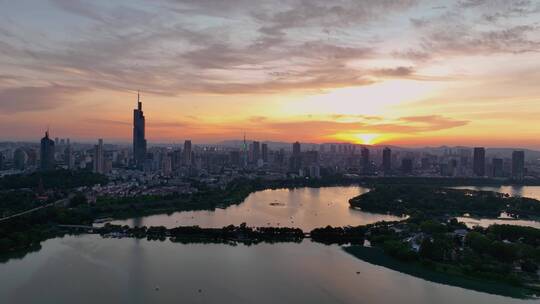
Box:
(344, 246, 537, 299)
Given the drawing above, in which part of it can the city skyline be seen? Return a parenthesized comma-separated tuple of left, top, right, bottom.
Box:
(1, 1, 540, 148)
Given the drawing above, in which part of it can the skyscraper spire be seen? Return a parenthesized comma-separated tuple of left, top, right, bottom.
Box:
(137, 90, 142, 111)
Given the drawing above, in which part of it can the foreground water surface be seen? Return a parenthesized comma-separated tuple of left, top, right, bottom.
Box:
(0, 235, 530, 304)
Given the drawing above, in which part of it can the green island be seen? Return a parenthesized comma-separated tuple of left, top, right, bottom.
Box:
(350, 184, 540, 219)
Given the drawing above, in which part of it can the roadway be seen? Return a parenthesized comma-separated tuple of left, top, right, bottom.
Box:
(0, 197, 70, 223)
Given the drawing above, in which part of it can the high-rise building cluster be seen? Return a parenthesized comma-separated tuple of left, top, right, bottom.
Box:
(0, 93, 535, 183)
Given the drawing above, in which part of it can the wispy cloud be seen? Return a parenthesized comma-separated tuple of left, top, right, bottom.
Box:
(0, 85, 87, 114)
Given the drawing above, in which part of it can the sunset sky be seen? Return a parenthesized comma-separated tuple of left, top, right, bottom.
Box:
(1, 0, 540, 148)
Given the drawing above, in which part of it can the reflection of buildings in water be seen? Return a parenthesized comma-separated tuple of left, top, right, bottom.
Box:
(509, 186, 523, 197)
(308, 187, 321, 198)
(132, 217, 143, 228)
(127, 231, 146, 302)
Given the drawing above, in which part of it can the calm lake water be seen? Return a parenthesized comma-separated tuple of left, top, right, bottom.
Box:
(108, 186, 403, 230)
(0, 235, 530, 304)
(453, 186, 540, 228)
(452, 185, 540, 200)
(3, 185, 540, 303)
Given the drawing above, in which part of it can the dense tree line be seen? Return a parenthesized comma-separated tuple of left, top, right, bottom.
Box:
(350, 185, 540, 218)
(0, 169, 107, 190)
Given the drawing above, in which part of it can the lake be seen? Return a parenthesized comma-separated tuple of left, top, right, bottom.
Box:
(107, 186, 404, 230)
(453, 186, 540, 228)
(452, 185, 540, 200)
(0, 235, 529, 304)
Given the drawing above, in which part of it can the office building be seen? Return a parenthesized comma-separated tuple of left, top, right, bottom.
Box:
(93, 139, 104, 174)
(252, 141, 261, 163)
(473, 147, 486, 177)
(133, 92, 147, 169)
(382, 147, 392, 173)
(40, 131, 56, 171)
(512, 150, 525, 180)
(361, 147, 370, 173)
(293, 141, 301, 155)
(183, 140, 192, 166)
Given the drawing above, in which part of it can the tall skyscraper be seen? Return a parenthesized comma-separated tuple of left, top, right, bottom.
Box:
(40, 130, 55, 171)
(382, 147, 392, 174)
(293, 141, 301, 155)
(183, 140, 192, 166)
(473, 147, 485, 177)
(242, 133, 248, 168)
(93, 139, 104, 174)
(512, 150, 525, 180)
(290, 141, 302, 172)
(133, 92, 147, 169)
(361, 147, 370, 173)
(252, 141, 261, 163)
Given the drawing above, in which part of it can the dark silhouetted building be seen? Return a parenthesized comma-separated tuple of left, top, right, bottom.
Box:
(361, 147, 370, 174)
(512, 150, 525, 180)
(275, 148, 285, 165)
(133, 92, 147, 169)
(40, 131, 55, 171)
(93, 139, 104, 174)
(382, 147, 391, 174)
(251, 141, 260, 163)
(290, 141, 302, 172)
(183, 140, 192, 166)
(492, 158, 504, 178)
(473, 147, 485, 177)
(293, 141, 301, 155)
